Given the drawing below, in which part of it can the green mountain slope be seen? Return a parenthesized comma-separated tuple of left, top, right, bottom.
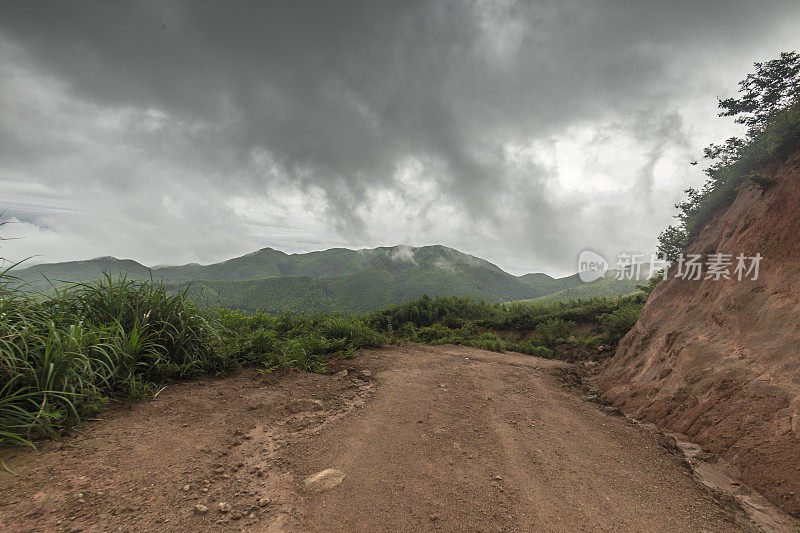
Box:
(517, 272, 555, 287)
(173, 277, 339, 314)
(14, 257, 153, 292)
(525, 276, 642, 304)
(13, 245, 645, 313)
(165, 246, 545, 313)
(513, 268, 648, 305)
(154, 248, 291, 281)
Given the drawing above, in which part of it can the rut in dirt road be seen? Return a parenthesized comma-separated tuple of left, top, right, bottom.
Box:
(1, 344, 750, 532)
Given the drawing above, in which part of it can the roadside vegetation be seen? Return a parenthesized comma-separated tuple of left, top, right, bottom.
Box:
(0, 273, 384, 448)
(367, 293, 647, 356)
(658, 51, 800, 260)
(0, 263, 652, 448)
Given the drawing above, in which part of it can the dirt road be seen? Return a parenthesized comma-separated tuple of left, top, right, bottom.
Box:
(1, 344, 748, 532)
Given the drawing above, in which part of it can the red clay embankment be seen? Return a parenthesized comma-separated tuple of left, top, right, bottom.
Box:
(593, 146, 800, 516)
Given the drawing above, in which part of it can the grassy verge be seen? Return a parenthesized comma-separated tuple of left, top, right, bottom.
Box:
(0, 273, 383, 447)
(1, 271, 647, 448)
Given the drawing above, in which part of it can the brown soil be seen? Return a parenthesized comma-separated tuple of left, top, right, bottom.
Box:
(592, 146, 800, 517)
(1, 345, 749, 532)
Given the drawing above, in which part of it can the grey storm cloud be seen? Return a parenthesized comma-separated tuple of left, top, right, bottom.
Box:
(1, 0, 800, 273)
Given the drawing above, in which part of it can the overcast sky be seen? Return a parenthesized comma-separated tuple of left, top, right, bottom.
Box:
(1, 1, 799, 275)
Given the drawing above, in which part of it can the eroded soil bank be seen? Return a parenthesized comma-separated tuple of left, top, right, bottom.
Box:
(593, 148, 800, 517)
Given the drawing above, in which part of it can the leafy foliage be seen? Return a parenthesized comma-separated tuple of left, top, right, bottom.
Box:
(598, 302, 642, 343)
(534, 318, 575, 345)
(744, 171, 775, 191)
(718, 51, 800, 134)
(216, 310, 384, 373)
(659, 51, 800, 259)
(657, 226, 690, 262)
(365, 293, 645, 353)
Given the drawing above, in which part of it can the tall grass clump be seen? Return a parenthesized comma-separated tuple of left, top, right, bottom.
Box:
(48, 276, 226, 381)
(0, 270, 392, 447)
(0, 273, 222, 447)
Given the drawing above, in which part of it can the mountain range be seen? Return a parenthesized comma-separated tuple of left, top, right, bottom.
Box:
(11, 245, 643, 313)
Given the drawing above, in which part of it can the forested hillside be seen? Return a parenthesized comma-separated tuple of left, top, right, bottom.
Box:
(13, 245, 642, 313)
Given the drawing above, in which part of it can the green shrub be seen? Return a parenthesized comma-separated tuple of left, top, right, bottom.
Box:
(531, 346, 553, 358)
(514, 343, 553, 358)
(533, 318, 575, 346)
(416, 323, 453, 343)
(215, 308, 384, 374)
(657, 225, 689, 262)
(598, 302, 643, 343)
(744, 171, 775, 191)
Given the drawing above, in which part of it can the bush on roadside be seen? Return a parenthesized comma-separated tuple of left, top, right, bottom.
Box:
(532, 318, 576, 346)
(598, 301, 643, 343)
(216, 309, 385, 373)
